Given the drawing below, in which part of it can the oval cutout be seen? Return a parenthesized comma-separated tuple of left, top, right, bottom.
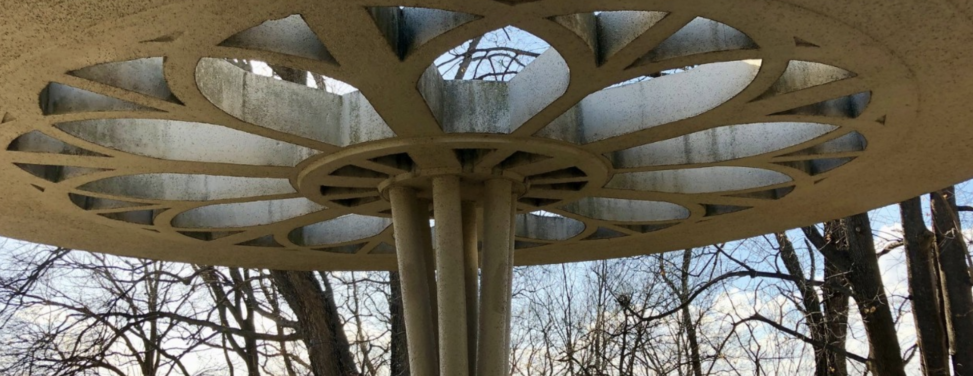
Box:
(561, 197, 689, 222)
(611, 122, 837, 167)
(290, 214, 391, 246)
(172, 197, 322, 228)
(80, 174, 294, 201)
(515, 212, 584, 240)
(57, 119, 317, 166)
(608, 166, 792, 193)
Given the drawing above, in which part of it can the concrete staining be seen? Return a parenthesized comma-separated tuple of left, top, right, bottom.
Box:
(0, 0, 968, 272)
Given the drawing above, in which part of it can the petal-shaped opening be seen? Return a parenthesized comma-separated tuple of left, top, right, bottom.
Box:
(172, 197, 323, 228)
(515, 212, 585, 241)
(562, 197, 688, 222)
(540, 60, 760, 143)
(196, 58, 394, 146)
(434, 26, 550, 81)
(289, 214, 391, 246)
(607, 166, 792, 193)
(57, 119, 317, 166)
(421, 27, 568, 133)
(611, 122, 837, 168)
(80, 174, 294, 201)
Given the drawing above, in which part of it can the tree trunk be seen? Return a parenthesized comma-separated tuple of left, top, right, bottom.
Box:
(389, 271, 410, 376)
(822, 254, 850, 376)
(777, 232, 832, 376)
(680, 250, 704, 376)
(841, 213, 907, 376)
(270, 270, 359, 376)
(930, 187, 973, 375)
(900, 197, 951, 376)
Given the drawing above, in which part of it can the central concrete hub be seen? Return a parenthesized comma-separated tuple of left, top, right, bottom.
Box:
(296, 135, 611, 210)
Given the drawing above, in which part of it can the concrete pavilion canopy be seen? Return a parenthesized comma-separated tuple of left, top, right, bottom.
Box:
(1, 0, 972, 271)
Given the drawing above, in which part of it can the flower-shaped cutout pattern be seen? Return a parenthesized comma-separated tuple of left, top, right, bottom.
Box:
(0, 1, 917, 269)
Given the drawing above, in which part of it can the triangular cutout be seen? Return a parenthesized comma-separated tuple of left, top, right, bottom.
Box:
(875, 115, 887, 125)
(144, 228, 160, 233)
(774, 157, 855, 176)
(616, 223, 677, 233)
(780, 131, 866, 157)
(8, 130, 110, 157)
(1, 112, 14, 123)
(331, 165, 388, 179)
(70, 58, 182, 104)
(641, 17, 757, 62)
(179, 230, 243, 241)
(141, 31, 183, 43)
(514, 240, 546, 249)
(69, 193, 152, 211)
(501, 151, 551, 169)
(40, 82, 160, 115)
(770, 91, 870, 118)
(596, 11, 668, 63)
(369, 7, 479, 59)
(703, 204, 751, 217)
(583, 227, 629, 240)
(725, 186, 795, 200)
(529, 167, 587, 184)
(519, 197, 560, 207)
(754, 61, 856, 100)
(794, 37, 820, 48)
(99, 209, 159, 225)
(220, 15, 336, 64)
(315, 243, 364, 254)
(30, 184, 45, 192)
(551, 11, 667, 63)
(550, 13, 599, 54)
(371, 242, 396, 254)
(237, 235, 285, 248)
(15, 163, 107, 183)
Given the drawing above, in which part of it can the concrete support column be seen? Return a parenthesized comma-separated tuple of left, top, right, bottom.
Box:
(477, 179, 515, 376)
(389, 186, 438, 376)
(462, 201, 479, 375)
(432, 176, 470, 376)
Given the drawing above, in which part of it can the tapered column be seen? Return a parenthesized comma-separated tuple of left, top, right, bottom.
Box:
(389, 186, 438, 376)
(432, 176, 470, 376)
(462, 201, 479, 375)
(477, 179, 515, 376)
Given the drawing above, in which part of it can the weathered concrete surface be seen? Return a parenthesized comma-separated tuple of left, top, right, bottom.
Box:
(0, 0, 968, 271)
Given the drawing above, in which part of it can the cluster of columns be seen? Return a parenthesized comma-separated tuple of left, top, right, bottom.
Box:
(389, 177, 516, 376)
